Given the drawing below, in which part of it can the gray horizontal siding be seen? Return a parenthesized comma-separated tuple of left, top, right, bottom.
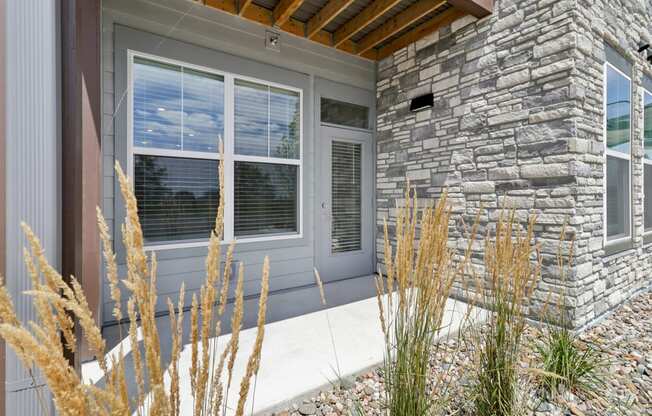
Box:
(101, 0, 376, 327)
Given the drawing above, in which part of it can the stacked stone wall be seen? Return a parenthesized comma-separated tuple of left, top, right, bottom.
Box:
(376, 0, 652, 328)
(571, 0, 652, 326)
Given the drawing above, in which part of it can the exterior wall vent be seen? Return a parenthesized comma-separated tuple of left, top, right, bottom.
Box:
(409, 93, 434, 112)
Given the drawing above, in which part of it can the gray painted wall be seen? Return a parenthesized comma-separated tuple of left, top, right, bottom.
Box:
(5, 0, 60, 414)
(101, 0, 377, 324)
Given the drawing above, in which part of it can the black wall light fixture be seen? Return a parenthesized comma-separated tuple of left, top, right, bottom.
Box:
(638, 43, 650, 53)
(409, 93, 434, 112)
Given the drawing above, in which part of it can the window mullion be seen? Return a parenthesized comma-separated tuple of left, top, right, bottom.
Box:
(181, 67, 184, 151)
(267, 86, 271, 158)
(224, 74, 236, 242)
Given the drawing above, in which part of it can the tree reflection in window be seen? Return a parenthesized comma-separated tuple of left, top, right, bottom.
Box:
(135, 155, 219, 243)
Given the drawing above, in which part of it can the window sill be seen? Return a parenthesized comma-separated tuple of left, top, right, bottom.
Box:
(604, 238, 634, 256)
(643, 232, 652, 245)
(144, 233, 303, 252)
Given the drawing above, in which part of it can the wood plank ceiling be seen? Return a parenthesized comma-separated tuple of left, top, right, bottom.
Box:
(201, 0, 493, 60)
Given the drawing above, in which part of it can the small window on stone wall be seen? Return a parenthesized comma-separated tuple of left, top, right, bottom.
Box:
(604, 62, 632, 242)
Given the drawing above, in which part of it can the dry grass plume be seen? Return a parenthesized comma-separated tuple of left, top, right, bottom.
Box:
(0, 141, 270, 416)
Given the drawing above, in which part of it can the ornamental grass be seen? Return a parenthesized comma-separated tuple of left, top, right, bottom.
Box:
(534, 224, 607, 401)
(471, 211, 542, 416)
(375, 184, 476, 416)
(0, 148, 269, 416)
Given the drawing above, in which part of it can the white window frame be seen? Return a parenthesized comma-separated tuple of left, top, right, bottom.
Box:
(127, 50, 303, 251)
(643, 87, 652, 235)
(603, 61, 632, 245)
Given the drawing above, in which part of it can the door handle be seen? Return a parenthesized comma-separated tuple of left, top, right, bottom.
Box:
(321, 202, 328, 209)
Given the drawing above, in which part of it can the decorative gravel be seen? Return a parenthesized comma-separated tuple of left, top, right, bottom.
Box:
(271, 290, 652, 416)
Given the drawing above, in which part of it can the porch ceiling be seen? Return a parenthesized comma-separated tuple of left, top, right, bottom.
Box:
(200, 0, 493, 61)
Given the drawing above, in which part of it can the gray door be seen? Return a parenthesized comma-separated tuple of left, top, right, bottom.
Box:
(316, 125, 374, 282)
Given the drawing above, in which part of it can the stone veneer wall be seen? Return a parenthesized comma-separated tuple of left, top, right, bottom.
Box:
(572, 0, 652, 326)
(375, 0, 652, 329)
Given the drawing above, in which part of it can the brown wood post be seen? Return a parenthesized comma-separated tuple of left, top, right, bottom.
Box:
(0, 0, 6, 413)
(61, 0, 102, 366)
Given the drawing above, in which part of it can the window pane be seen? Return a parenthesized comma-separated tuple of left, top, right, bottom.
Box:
(270, 87, 300, 159)
(133, 57, 224, 153)
(606, 155, 630, 240)
(321, 98, 369, 129)
(182, 68, 224, 152)
(606, 65, 631, 154)
(134, 58, 182, 150)
(234, 162, 298, 237)
(331, 141, 361, 253)
(645, 164, 652, 232)
(235, 80, 269, 157)
(135, 155, 219, 243)
(235, 80, 301, 159)
(644, 91, 652, 159)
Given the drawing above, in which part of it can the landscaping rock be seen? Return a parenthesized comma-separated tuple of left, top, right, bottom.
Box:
(275, 291, 652, 416)
(298, 403, 317, 415)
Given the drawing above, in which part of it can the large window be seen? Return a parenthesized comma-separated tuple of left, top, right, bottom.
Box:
(644, 89, 652, 232)
(604, 63, 631, 242)
(130, 53, 302, 247)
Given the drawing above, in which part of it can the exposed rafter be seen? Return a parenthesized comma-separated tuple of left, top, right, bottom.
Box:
(377, 7, 466, 59)
(306, 0, 355, 39)
(238, 0, 255, 15)
(356, 0, 447, 55)
(333, 0, 403, 47)
(200, 0, 485, 61)
(273, 0, 305, 26)
(205, 0, 360, 52)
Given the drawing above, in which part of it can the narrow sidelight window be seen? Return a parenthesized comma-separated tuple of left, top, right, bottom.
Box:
(643, 89, 652, 232)
(604, 62, 632, 242)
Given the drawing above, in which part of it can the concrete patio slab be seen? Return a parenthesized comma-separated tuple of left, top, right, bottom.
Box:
(83, 277, 485, 415)
(174, 293, 483, 415)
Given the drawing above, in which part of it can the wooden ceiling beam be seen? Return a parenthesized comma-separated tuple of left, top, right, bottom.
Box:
(333, 0, 402, 47)
(201, 0, 469, 61)
(356, 0, 447, 55)
(203, 0, 371, 59)
(447, 0, 493, 18)
(377, 7, 467, 60)
(273, 0, 305, 26)
(205, 0, 237, 14)
(306, 0, 356, 39)
(238, 0, 255, 16)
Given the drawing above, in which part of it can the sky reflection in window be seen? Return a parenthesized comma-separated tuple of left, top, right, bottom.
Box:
(606, 65, 631, 154)
(234, 79, 299, 159)
(133, 57, 224, 153)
